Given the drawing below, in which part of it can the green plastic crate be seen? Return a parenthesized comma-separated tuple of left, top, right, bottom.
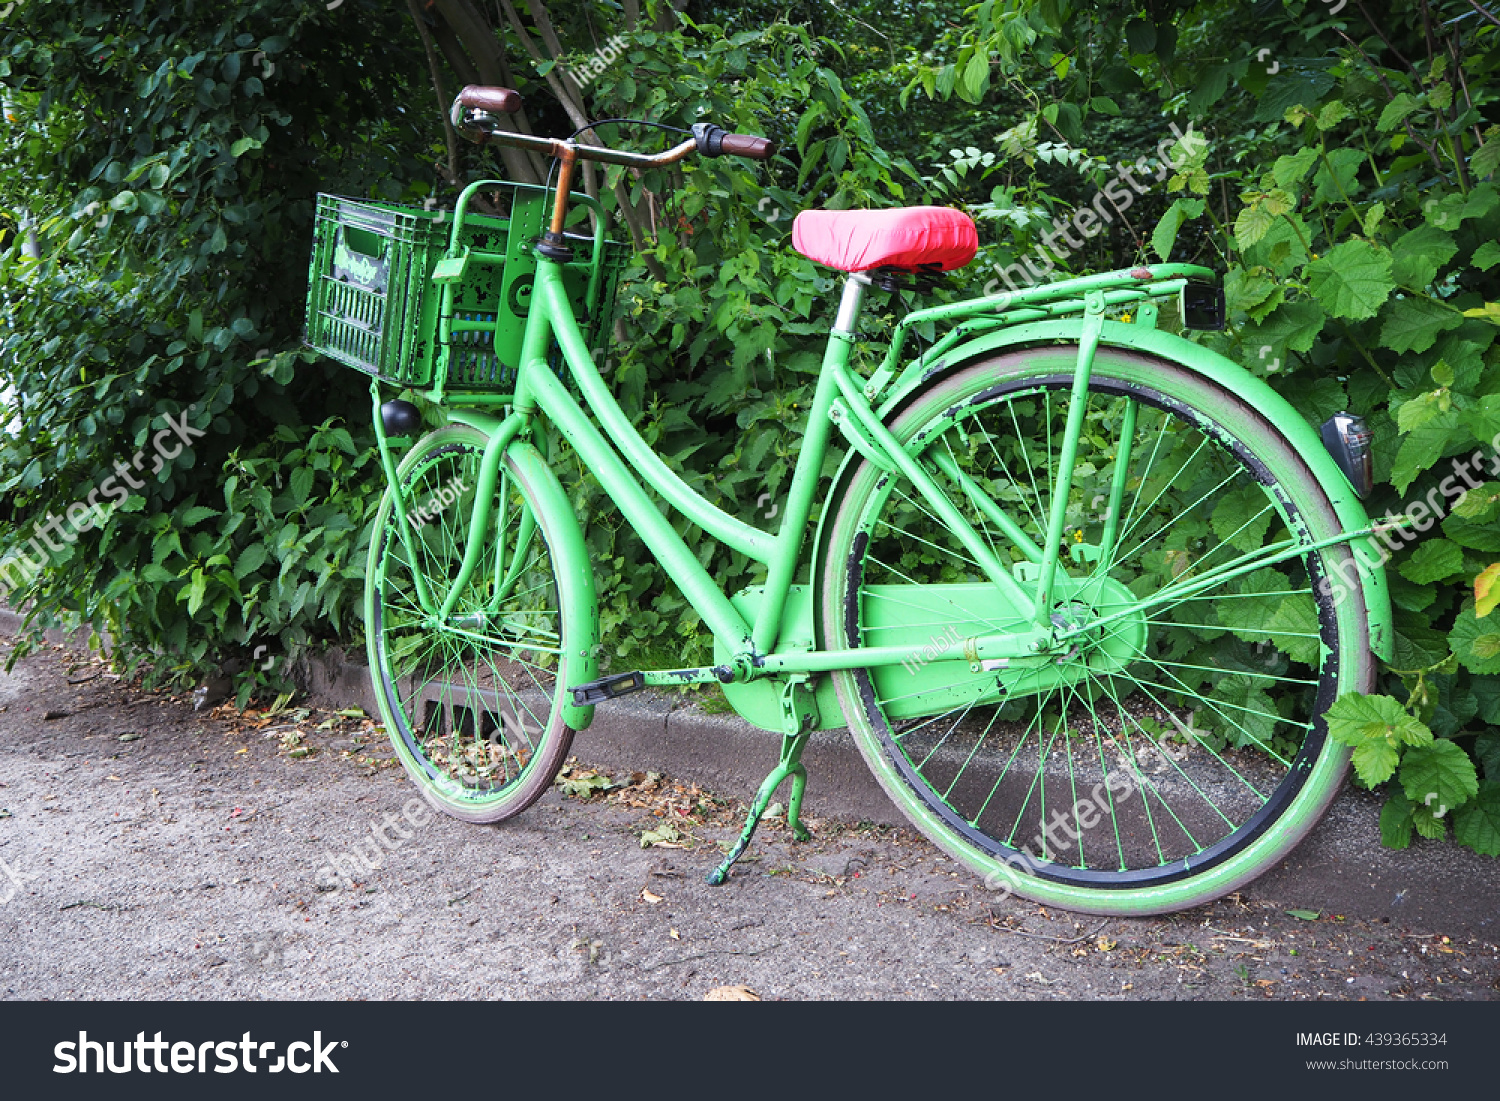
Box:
(305, 185, 625, 393)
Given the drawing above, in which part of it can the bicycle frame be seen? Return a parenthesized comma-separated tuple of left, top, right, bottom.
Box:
(377, 252, 1269, 690)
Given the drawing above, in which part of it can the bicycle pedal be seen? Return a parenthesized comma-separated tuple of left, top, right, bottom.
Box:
(569, 671, 646, 706)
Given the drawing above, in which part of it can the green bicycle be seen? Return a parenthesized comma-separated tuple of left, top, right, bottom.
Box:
(304, 85, 1390, 916)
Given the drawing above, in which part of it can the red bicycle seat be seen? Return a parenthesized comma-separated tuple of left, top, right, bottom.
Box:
(791, 207, 977, 273)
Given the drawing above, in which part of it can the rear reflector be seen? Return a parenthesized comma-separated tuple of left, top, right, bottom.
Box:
(1320, 411, 1374, 498)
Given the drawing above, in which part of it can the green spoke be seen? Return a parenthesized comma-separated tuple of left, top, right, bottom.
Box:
(1143, 656, 1320, 689)
(1088, 673, 1222, 847)
(1117, 656, 1299, 769)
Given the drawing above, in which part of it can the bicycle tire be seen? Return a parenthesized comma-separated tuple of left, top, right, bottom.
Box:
(818, 345, 1375, 915)
(366, 424, 580, 823)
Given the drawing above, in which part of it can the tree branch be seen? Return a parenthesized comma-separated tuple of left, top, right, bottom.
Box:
(430, 0, 546, 183)
(1463, 0, 1500, 28)
(404, 0, 460, 187)
(1352, 0, 1415, 72)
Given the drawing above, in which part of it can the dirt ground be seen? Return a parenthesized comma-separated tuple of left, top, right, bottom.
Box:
(0, 640, 1495, 1001)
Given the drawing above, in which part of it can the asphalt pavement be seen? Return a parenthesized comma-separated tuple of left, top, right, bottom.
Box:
(1, 640, 1496, 1001)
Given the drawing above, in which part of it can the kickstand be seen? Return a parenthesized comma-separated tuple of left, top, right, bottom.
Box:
(706, 678, 816, 885)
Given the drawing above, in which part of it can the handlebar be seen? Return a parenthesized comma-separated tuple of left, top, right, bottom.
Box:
(450, 85, 777, 169)
(455, 85, 522, 116)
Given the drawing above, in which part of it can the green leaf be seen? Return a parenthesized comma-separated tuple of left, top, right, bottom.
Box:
(229, 136, 262, 158)
(1472, 241, 1500, 272)
(1352, 739, 1401, 788)
(1423, 184, 1499, 230)
(1377, 92, 1423, 132)
(1471, 138, 1500, 181)
(1380, 297, 1463, 354)
(1304, 240, 1394, 320)
(1233, 202, 1275, 251)
(1475, 562, 1500, 617)
(1316, 100, 1348, 131)
(1285, 909, 1321, 921)
(1311, 149, 1363, 206)
(289, 467, 315, 508)
(234, 544, 269, 579)
(1150, 197, 1204, 261)
(180, 505, 220, 527)
(1454, 483, 1500, 521)
(1124, 18, 1156, 54)
(957, 49, 989, 104)
(1391, 225, 1457, 289)
(1379, 789, 1414, 849)
(1475, 729, 1500, 779)
(1391, 408, 1462, 494)
(187, 569, 208, 617)
(1244, 299, 1325, 354)
(1399, 739, 1479, 810)
(1325, 693, 1431, 787)
(1412, 804, 1447, 840)
(1270, 148, 1319, 189)
(1398, 539, 1463, 585)
(1395, 391, 1444, 435)
(1451, 605, 1500, 673)
(1184, 66, 1230, 116)
(1453, 782, 1500, 855)
(1211, 483, 1274, 552)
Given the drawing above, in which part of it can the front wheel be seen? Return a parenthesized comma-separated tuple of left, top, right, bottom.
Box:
(818, 346, 1375, 915)
(366, 423, 583, 823)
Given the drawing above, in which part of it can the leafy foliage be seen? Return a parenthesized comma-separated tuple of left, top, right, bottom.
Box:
(0, 0, 427, 682)
(909, 0, 1500, 856)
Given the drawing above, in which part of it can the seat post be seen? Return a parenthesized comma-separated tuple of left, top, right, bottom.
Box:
(832, 273, 870, 337)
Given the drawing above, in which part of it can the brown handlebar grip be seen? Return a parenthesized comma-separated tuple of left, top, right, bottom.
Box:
(720, 133, 776, 160)
(456, 85, 523, 115)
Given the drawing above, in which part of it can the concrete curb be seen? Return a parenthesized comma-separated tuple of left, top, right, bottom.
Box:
(3, 612, 1496, 933)
(287, 643, 897, 825)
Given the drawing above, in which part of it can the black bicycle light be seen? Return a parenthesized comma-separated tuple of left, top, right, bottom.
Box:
(1320, 411, 1373, 499)
(381, 399, 422, 437)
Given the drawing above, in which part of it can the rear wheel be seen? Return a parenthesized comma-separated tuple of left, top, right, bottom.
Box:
(818, 346, 1375, 915)
(366, 424, 579, 823)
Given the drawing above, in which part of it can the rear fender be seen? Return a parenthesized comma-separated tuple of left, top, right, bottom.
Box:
(815, 319, 1393, 661)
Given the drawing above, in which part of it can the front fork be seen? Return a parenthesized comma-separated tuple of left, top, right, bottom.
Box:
(370, 380, 536, 622)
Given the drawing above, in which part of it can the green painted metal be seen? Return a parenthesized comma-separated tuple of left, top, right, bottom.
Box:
(442, 405, 599, 732)
(369, 380, 436, 615)
(928, 450, 1043, 563)
(435, 412, 526, 621)
(1032, 294, 1106, 625)
(707, 680, 815, 885)
(539, 264, 774, 563)
(864, 316, 1394, 661)
(521, 266, 758, 657)
(502, 438, 600, 732)
(334, 166, 1394, 911)
(715, 586, 844, 731)
(1095, 397, 1137, 564)
(751, 336, 850, 653)
(829, 359, 1033, 611)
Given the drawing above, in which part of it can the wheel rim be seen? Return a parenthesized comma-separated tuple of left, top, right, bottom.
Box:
(828, 359, 1363, 898)
(370, 434, 564, 811)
